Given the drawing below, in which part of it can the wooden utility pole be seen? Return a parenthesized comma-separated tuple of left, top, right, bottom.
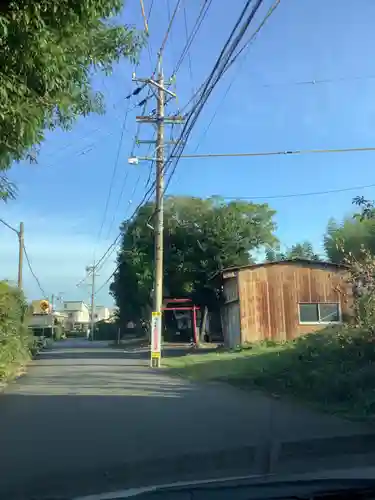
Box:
(17, 221, 24, 289)
(132, 57, 184, 367)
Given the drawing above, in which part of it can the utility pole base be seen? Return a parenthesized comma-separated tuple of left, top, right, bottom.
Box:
(151, 357, 161, 368)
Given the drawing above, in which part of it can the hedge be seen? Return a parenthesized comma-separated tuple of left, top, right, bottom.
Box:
(0, 281, 34, 382)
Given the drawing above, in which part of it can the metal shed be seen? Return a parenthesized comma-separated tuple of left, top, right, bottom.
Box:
(216, 259, 351, 348)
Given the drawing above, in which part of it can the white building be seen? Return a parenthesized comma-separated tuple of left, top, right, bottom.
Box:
(62, 301, 90, 329)
(93, 305, 111, 322)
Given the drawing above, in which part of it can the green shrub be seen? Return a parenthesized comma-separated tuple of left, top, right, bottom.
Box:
(0, 281, 33, 382)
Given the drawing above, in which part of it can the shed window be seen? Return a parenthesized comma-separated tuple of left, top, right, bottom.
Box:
(299, 303, 340, 324)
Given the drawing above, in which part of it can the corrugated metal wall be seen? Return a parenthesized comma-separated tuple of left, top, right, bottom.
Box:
(237, 263, 351, 343)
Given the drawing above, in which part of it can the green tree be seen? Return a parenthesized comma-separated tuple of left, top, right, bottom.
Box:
(324, 217, 375, 264)
(110, 196, 278, 324)
(265, 241, 320, 262)
(0, 0, 143, 199)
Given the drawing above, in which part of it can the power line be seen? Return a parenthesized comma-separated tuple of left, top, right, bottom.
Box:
(23, 243, 47, 297)
(173, 0, 213, 76)
(163, 0, 267, 194)
(95, 0, 272, 293)
(217, 182, 375, 201)
(226, 0, 280, 70)
(95, 99, 132, 246)
(194, 0, 281, 150)
(159, 0, 183, 55)
(173, 146, 375, 159)
(0, 218, 18, 234)
(93, 176, 157, 273)
(182, 0, 196, 102)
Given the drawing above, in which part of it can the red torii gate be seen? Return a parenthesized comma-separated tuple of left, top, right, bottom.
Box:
(162, 298, 199, 345)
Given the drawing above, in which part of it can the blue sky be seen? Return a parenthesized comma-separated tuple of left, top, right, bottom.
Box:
(1, 0, 375, 306)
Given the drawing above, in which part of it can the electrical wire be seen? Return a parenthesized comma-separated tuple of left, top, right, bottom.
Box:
(159, 0, 183, 55)
(172, 146, 375, 159)
(163, 0, 267, 195)
(104, 93, 153, 242)
(95, 99, 132, 246)
(0, 218, 18, 234)
(104, 139, 155, 243)
(95, 0, 272, 292)
(93, 176, 157, 273)
(217, 182, 375, 201)
(194, 0, 281, 151)
(23, 243, 47, 297)
(172, 0, 213, 76)
(226, 0, 280, 70)
(182, 0, 196, 103)
(94, 183, 157, 293)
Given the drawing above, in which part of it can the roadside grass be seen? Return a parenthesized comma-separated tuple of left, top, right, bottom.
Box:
(163, 326, 375, 420)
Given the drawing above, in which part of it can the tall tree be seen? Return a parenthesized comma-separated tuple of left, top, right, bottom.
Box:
(110, 196, 278, 324)
(265, 241, 320, 262)
(324, 217, 375, 264)
(0, 0, 143, 200)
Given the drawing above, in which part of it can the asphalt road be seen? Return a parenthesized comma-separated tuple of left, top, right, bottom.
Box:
(0, 340, 374, 499)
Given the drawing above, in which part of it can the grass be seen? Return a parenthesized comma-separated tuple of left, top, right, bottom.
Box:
(163, 326, 375, 420)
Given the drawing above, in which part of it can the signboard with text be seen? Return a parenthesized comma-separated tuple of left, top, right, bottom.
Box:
(151, 311, 161, 360)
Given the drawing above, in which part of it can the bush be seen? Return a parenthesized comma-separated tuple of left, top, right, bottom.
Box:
(234, 326, 375, 417)
(0, 281, 33, 382)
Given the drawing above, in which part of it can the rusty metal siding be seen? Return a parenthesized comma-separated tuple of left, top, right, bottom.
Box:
(237, 262, 351, 342)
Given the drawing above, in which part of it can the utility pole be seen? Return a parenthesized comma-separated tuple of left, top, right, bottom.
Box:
(86, 265, 97, 341)
(131, 56, 184, 368)
(51, 293, 55, 339)
(1, 219, 24, 289)
(153, 62, 165, 363)
(18, 222, 24, 289)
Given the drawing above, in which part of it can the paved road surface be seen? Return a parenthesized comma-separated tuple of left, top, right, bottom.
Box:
(0, 340, 374, 499)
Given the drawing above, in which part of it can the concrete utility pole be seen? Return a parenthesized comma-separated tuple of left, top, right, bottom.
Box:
(0, 219, 24, 289)
(88, 265, 96, 341)
(17, 222, 24, 289)
(132, 56, 184, 368)
(154, 62, 165, 347)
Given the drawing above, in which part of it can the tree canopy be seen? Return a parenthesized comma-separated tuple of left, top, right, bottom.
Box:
(324, 216, 375, 264)
(265, 241, 321, 262)
(110, 196, 277, 323)
(0, 0, 143, 200)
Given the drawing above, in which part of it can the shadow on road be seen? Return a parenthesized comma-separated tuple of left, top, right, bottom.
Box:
(1, 343, 375, 499)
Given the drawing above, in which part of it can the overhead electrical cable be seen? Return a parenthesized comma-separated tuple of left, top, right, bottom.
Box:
(217, 182, 375, 201)
(171, 146, 375, 159)
(95, 0, 273, 290)
(23, 243, 47, 297)
(172, 0, 213, 76)
(163, 0, 267, 194)
(159, 0, 183, 55)
(194, 0, 281, 150)
(95, 98, 132, 245)
(182, 0, 196, 102)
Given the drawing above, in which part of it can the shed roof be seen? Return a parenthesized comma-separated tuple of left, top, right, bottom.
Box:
(211, 259, 347, 280)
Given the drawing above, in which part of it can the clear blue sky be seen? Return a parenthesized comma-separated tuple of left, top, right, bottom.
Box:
(1, 0, 375, 306)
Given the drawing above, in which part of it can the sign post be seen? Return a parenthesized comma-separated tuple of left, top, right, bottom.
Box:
(150, 311, 161, 368)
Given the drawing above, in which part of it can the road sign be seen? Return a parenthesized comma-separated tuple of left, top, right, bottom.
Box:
(151, 311, 161, 366)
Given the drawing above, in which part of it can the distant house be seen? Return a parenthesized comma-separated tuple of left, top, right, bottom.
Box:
(212, 259, 351, 348)
(62, 301, 90, 329)
(93, 305, 111, 322)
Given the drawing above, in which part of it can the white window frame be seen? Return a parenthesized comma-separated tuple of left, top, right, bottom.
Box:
(298, 302, 342, 325)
